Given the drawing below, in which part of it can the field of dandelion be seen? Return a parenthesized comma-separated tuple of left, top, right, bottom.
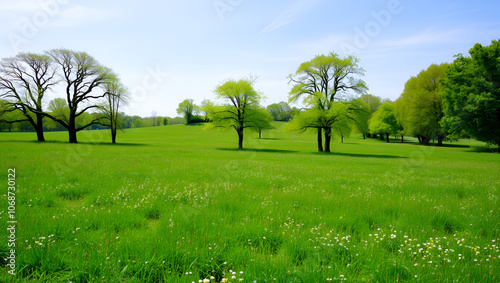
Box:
(0, 123, 499, 282)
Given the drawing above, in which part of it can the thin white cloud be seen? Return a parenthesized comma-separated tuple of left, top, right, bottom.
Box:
(437, 8, 484, 19)
(377, 29, 463, 49)
(258, 0, 322, 34)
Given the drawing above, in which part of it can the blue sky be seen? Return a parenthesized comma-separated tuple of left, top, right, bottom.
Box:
(1, 0, 499, 117)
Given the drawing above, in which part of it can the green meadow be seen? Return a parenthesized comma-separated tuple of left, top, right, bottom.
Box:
(1, 123, 499, 282)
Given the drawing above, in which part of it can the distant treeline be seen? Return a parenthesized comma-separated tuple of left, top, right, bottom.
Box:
(0, 113, 187, 132)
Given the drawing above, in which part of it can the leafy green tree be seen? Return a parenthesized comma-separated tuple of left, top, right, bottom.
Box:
(251, 108, 274, 138)
(360, 94, 383, 138)
(0, 53, 58, 141)
(287, 52, 368, 152)
(369, 102, 401, 142)
(266, 101, 293, 121)
(203, 78, 269, 149)
(42, 49, 113, 143)
(360, 94, 382, 114)
(441, 40, 500, 151)
(395, 63, 448, 145)
(348, 97, 371, 139)
(177, 99, 199, 124)
(45, 98, 68, 131)
(285, 101, 352, 143)
(0, 99, 25, 132)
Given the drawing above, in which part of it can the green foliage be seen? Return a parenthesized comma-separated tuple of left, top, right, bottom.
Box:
(285, 102, 348, 132)
(395, 63, 448, 141)
(348, 98, 371, 136)
(288, 52, 367, 105)
(360, 94, 382, 114)
(266, 101, 294, 121)
(99, 77, 129, 143)
(369, 102, 401, 138)
(0, 99, 27, 131)
(176, 99, 199, 124)
(287, 52, 368, 151)
(441, 39, 500, 149)
(203, 78, 269, 148)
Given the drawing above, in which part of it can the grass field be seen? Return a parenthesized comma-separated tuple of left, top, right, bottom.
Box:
(1, 123, 499, 282)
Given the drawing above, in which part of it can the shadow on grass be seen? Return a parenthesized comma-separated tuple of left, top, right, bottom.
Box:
(314, 151, 407, 159)
(469, 146, 499, 153)
(0, 140, 147, 147)
(438, 143, 470, 148)
(258, 138, 283, 141)
(85, 142, 147, 147)
(216, 147, 298, 154)
(186, 123, 206, 126)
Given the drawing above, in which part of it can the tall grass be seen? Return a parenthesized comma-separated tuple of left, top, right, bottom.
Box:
(0, 123, 499, 282)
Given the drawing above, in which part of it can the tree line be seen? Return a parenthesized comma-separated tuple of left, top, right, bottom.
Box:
(198, 40, 499, 152)
(0, 108, 189, 133)
(1, 40, 498, 151)
(364, 39, 499, 151)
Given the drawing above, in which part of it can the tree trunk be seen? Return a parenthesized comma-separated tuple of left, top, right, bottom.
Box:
(341, 134, 344, 143)
(259, 129, 261, 139)
(317, 128, 323, 152)
(35, 113, 45, 142)
(437, 135, 444, 146)
(237, 130, 243, 149)
(417, 135, 422, 144)
(379, 134, 384, 141)
(363, 133, 366, 139)
(401, 135, 404, 143)
(68, 113, 78, 143)
(421, 136, 430, 145)
(111, 128, 117, 144)
(324, 128, 331, 153)
(68, 129, 77, 143)
(386, 133, 389, 142)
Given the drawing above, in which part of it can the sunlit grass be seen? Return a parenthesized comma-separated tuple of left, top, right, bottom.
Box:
(1, 123, 499, 282)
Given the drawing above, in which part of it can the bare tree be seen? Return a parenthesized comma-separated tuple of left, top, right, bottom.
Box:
(0, 53, 58, 141)
(99, 77, 129, 143)
(42, 49, 112, 143)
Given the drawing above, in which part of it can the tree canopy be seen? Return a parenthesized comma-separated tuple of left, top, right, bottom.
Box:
(441, 40, 500, 150)
(176, 99, 199, 124)
(99, 76, 129, 143)
(0, 52, 58, 141)
(41, 49, 114, 143)
(203, 78, 271, 149)
(395, 63, 448, 145)
(369, 102, 401, 142)
(287, 52, 368, 152)
(266, 101, 295, 121)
